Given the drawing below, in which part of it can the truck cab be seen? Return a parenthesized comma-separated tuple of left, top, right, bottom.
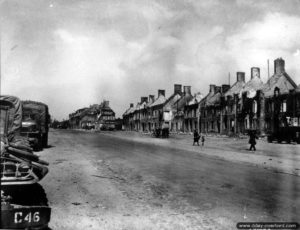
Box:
(21, 114, 42, 150)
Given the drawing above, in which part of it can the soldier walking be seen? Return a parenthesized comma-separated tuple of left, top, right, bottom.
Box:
(249, 130, 258, 151)
(193, 130, 200, 146)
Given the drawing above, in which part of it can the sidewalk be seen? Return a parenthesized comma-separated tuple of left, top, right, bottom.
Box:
(102, 131, 300, 177)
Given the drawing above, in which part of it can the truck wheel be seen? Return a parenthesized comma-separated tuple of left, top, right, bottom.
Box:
(42, 133, 48, 147)
(34, 136, 43, 151)
(267, 136, 272, 143)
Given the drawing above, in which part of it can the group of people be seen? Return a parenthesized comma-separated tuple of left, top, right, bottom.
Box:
(193, 129, 258, 151)
(193, 130, 205, 146)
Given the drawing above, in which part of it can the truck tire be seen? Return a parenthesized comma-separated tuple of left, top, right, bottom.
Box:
(277, 139, 282, 143)
(42, 133, 48, 148)
(267, 136, 273, 143)
(34, 135, 43, 151)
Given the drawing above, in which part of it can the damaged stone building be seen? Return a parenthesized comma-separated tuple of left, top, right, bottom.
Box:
(123, 57, 299, 137)
(184, 92, 203, 133)
(123, 85, 198, 133)
(199, 84, 230, 133)
(262, 58, 299, 138)
(69, 100, 116, 130)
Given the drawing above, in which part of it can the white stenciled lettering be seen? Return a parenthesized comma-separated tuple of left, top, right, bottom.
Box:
(24, 212, 32, 223)
(33, 212, 40, 222)
(14, 212, 23, 223)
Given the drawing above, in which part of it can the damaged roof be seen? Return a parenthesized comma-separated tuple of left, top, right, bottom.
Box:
(241, 77, 264, 94)
(163, 93, 181, 111)
(224, 81, 245, 97)
(150, 95, 166, 107)
(173, 94, 193, 110)
(206, 91, 221, 106)
(262, 72, 297, 97)
(188, 92, 203, 105)
(199, 90, 217, 107)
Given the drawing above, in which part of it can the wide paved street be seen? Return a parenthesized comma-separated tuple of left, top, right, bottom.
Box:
(39, 129, 300, 230)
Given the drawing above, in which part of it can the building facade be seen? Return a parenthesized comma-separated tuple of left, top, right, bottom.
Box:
(123, 57, 299, 138)
(69, 101, 116, 130)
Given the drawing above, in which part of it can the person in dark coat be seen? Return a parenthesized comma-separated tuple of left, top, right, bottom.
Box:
(249, 130, 258, 151)
(193, 130, 200, 146)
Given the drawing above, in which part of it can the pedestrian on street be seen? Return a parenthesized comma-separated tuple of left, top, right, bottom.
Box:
(201, 134, 205, 147)
(193, 129, 200, 146)
(249, 130, 258, 151)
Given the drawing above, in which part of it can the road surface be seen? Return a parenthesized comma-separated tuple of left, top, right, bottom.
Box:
(39, 129, 300, 229)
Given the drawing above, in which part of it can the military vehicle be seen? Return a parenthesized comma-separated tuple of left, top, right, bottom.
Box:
(266, 89, 300, 144)
(267, 122, 300, 144)
(1, 95, 51, 229)
(21, 101, 50, 150)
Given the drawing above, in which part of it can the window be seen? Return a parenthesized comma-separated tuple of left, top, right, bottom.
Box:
(281, 100, 287, 112)
(253, 100, 257, 114)
(274, 87, 280, 96)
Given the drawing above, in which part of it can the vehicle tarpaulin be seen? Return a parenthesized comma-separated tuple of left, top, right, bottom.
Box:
(0, 95, 32, 152)
(0, 95, 22, 136)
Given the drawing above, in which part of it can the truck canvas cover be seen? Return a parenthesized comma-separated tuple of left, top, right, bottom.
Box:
(0, 95, 23, 137)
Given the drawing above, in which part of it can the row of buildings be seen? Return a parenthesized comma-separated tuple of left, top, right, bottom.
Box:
(69, 100, 119, 130)
(122, 58, 300, 136)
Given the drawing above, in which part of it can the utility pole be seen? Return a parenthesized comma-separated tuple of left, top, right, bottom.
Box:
(267, 59, 270, 79)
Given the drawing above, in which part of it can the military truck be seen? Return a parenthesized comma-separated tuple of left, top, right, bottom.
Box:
(1, 95, 51, 229)
(266, 89, 300, 144)
(21, 101, 50, 150)
(267, 119, 300, 144)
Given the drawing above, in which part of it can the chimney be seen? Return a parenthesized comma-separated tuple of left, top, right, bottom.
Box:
(130, 103, 134, 108)
(251, 67, 260, 79)
(103, 100, 109, 107)
(237, 72, 245, 82)
(174, 84, 182, 95)
(158, 89, 165, 97)
(149, 95, 155, 103)
(209, 84, 216, 93)
(221, 84, 230, 93)
(141, 97, 148, 104)
(215, 86, 221, 93)
(274, 57, 285, 75)
(183, 86, 191, 95)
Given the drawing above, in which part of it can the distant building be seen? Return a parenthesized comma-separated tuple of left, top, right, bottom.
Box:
(69, 100, 116, 130)
(171, 86, 193, 132)
(199, 84, 230, 133)
(69, 107, 89, 129)
(239, 67, 264, 133)
(222, 72, 246, 134)
(96, 100, 116, 130)
(149, 90, 166, 130)
(184, 92, 203, 133)
(162, 84, 182, 131)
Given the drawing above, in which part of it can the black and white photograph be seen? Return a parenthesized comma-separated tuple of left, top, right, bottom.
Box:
(1, 0, 300, 229)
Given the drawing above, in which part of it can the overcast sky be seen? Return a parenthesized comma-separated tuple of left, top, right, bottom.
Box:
(1, 0, 300, 120)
